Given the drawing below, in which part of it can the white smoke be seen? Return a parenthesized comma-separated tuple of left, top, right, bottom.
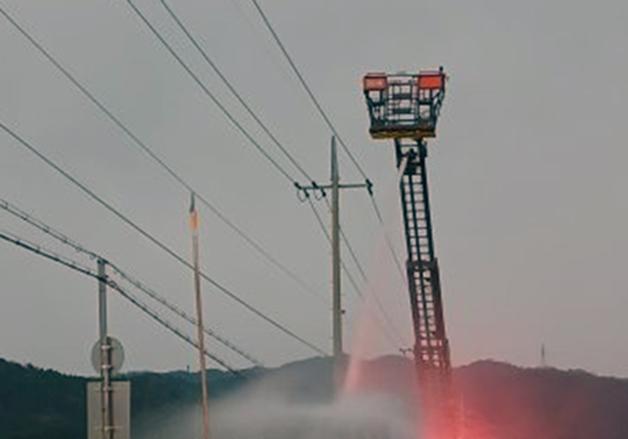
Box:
(136, 363, 417, 439)
(213, 393, 414, 439)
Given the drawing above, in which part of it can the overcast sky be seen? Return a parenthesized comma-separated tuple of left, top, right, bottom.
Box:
(1, 0, 627, 377)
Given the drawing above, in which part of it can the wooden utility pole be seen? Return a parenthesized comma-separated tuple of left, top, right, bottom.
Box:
(190, 194, 211, 439)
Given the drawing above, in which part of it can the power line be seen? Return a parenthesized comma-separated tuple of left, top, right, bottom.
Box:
(2, 2, 395, 352)
(110, 264, 263, 367)
(130, 0, 398, 333)
(367, 154, 412, 288)
(321, 198, 406, 346)
(0, 229, 97, 279)
(249, 0, 369, 182)
(323, 197, 368, 282)
(0, 4, 323, 304)
(0, 197, 263, 367)
(125, 2, 382, 320)
(109, 275, 240, 374)
(247, 1, 411, 334)
(159, 0, 315, 184)
(306, 197, 362, 300)
(306, 197, 401, 348)
(0, 229, 239, 373)
(125, 0, 297, 184)
(160, 0, 403, 328)
(368, 194, 407, 283)
(0, 119, 327, 356)
(157, 2, 380, 317)
(151, 0, 332, 302)
(325, 198, 403, 344)
(0, 198, 100, 260)
(159, 3, 386, 335)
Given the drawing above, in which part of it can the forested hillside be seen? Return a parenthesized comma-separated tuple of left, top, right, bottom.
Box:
(1, 356, 627, 439)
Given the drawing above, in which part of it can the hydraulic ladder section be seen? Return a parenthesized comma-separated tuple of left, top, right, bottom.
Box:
(396, 138, 452, 416)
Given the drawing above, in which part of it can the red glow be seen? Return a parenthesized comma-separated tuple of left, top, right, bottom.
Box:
(363, 74, 388, 91)
(418, 73, 444, 90)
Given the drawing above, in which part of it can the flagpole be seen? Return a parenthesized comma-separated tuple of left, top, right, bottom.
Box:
(190, 193, 211, 439)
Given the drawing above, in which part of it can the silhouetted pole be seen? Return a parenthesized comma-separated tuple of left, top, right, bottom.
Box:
(298, 137, 369, 360)
(190, 194, 211, 439)
(331, 136, 343, 359)
(97, 259, 113, 439)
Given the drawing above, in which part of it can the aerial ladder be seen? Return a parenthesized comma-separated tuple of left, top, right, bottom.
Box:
(362, 68, 456, 439)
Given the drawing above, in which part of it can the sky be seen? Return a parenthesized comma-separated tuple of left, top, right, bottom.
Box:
(1, 0, 627, 377)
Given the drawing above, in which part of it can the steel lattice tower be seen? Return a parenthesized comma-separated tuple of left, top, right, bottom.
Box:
(363, 68, 456, 439)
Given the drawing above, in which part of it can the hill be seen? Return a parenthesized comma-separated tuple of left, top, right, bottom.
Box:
(1, 356, 627, 438)
(455, 360, 628, 439)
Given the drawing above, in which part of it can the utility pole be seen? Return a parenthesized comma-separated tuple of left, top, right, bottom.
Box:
(97, 259, 113, 439)
(189, 194, 211, 439)
(330, 137, 342, 358)
(299, 136, 369, 360)
(88, 260, 128, 439)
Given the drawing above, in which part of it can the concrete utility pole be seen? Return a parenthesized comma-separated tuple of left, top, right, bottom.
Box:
(97, 259, 113, 439)
(190, 194, 211, 439)
(299, 136, 370, 360)
(330, 136, 342, 358)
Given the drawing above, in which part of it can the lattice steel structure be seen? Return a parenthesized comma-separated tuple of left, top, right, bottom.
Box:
(363, 68, 455, 439)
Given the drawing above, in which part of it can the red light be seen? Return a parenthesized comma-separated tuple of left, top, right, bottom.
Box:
(363, 73, 388, 91)
(418, 73, 444, 90)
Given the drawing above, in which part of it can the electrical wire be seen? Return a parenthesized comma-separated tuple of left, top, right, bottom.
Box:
(2, 2, 400, 353)
(248, 0, 410, 308)
(159, 0, 315, 184)
(368, 194, 407, 283)
(249, 0, 369, 182)
(0, 119, 327, 356)
(110, 263, 264, 367)
(126, 2, 384, 323)
(321, 198, 406, 346)
(306, 197, 401, 348)
(0, 229, 239, 373)
(0, 4, 322, 304)
(125, 0, 296, 184)
(306, 197, 362, 299)
(0, 196, 263, 366)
